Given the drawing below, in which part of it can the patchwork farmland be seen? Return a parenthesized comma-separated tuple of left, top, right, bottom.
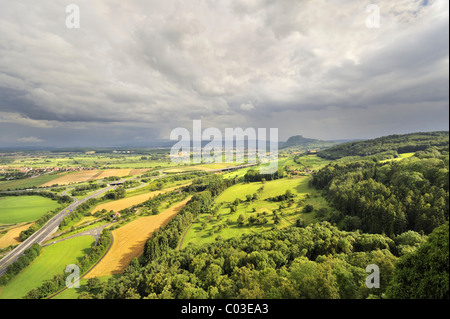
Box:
(178, 176, 330, 249)
(39, 169, 149, 187)
(0, 132, 447, 301)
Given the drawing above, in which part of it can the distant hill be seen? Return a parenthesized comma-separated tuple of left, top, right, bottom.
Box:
(317, 131, 449, 160)
(279, 135, 339, 150)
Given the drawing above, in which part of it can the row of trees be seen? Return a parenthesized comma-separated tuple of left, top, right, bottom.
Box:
(138, 191, 189, 216)
(141, 175, 235, 264)
(141, 191, 214, 264)
(24, 229, 111, 299)
(19, 207, 65, 241)
(70, 182, 106, 196)
(0, 244, 42, 286)
(103, 187, 126, 200)
(386, 222, 449, 298)
(18, 191, 74, 241)
(244, 167, 285, 183)
(183, 174, 236, 196)
(0, 192, 74, 248)
(59, 198, 98, 229)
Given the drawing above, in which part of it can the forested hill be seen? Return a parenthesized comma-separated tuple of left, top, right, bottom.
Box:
(280, 135, 338, 150)
(311, 146, 449, 236)
(96, 222, 448, 299)
(317, 131, 449, 160)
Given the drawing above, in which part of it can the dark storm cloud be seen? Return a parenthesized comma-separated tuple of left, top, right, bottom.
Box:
(0, 0, 448, 147)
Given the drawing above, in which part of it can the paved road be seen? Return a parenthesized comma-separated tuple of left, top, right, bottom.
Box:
(0, 162, 255, 276)
(0, 185, 116, 276)
(43, 222, 114, 248)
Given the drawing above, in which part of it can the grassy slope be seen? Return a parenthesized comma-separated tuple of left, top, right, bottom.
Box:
(180, 176, 330, 249)
(379, 152, 416, 163)
(0, 236, 95, 299)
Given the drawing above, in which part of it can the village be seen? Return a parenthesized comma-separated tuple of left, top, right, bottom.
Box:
(0, 166, 94, 181)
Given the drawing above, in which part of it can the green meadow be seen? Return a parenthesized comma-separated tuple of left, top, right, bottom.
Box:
(0, 173, 66, 191)
(180, 176, 331, 249)
(281, 154, 331, 171)
(0, 196, 61, 225)
(0, 236, 95, 299)
(380, 152, 416, 163)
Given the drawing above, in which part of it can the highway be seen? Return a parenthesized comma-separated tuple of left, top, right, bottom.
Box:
(0, 162, 257, 277)
(0, 185, 116, 276)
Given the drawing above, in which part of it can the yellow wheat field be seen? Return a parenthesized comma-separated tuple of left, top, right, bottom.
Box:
(85, 196, 192, 278)
(91, 184, 189, 214)
(40, 170, 100, 186)
(0, 223, 34, 248)
(39, 169, 149, 187)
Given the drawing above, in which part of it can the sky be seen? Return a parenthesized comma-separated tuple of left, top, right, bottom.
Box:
(0, 0, 448, 148)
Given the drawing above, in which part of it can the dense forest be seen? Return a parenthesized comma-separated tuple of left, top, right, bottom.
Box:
(244, 167, 285, 182)
(317, 131, 449, 160)
(93, 222, 447, 299)
(311, 146, 449, 236)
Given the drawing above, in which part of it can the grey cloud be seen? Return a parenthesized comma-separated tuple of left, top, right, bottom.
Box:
(0, 0, 448, 146)
(17, 136, 44, 143)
